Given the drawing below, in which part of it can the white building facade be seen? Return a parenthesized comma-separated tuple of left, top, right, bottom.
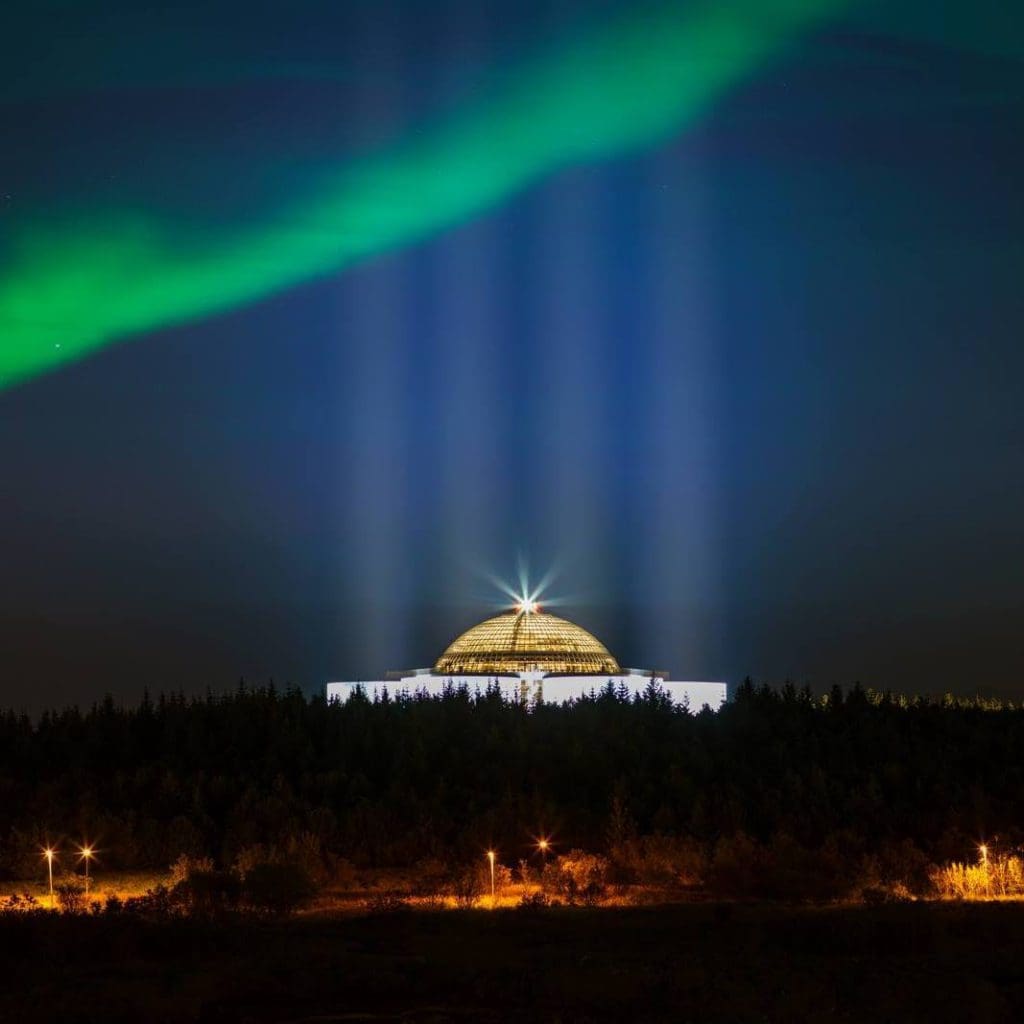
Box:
(326, 605, 726, 711)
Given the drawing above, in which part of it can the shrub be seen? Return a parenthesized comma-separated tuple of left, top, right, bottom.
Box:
(55, 878, 87, 914)
(0, 892, 39, 913)
(870, 839, 934, 896)
(179, 869, 242, 916)
(542, 850, 609, 905)
(931, 855, 1024, 900)
(447, 866, 482, 908)
(705, 832, 853, 901)
(241, 862, 316, 917)
(365, 891, 412, 915)
(517, 890, 551, 910)
(705, 832, 767, 899)
(122, 884, 182, 918)
(282, 831, 330, 885)
(410, 858, 449, 899)
(170, 853, 214, 888)
(328, 856, 358, 889)
(609, 835, 707, 888)
(234, 844, 274, 878)
(444, 859, 513, 908)
(860, 884, 913, 905)
(516, 858, 540, 887)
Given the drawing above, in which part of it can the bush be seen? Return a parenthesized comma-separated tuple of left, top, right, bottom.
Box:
(517, 890, 551, 910)
(931, 855, 1024, 900)
(122, 884, 182, 918)
(706, 832, 852, 901)
(365, 891, 412, 914)
(0, 892, 39, 913)
(410, 858, 449, 899)
(447, 866, 483, 909)
(283, 832, 331, 886)
(234, 844, 274, 878)
(542, 850, 609, 906)
(241, 862, 316, 917)
(865, 839, 934, 897)
(170, 853, 214, 888)
(327, 856, 358, 889)
(445, 859, 513, 907)
(178, 869, 242, 916)
(55, 878, 87, 914)
(516, 858, 540, 887)
(609, 835, 707, 888)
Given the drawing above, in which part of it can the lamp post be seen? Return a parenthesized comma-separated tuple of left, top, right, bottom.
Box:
(42, 847, 56, 906)
(79, 845, 94, 898)
(487, 850, 496, 906)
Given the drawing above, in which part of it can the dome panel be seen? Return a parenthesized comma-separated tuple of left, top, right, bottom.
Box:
(434, 609, 620, 676)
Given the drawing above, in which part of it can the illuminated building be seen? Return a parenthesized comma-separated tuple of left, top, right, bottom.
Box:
(326, 603, 726, 710)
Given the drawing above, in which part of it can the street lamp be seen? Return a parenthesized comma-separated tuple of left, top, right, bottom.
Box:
(487, 850, 496, 906)
(535, 837, 551, 865)
(78, 844, 94, 897)
(42, 847, 56, 906)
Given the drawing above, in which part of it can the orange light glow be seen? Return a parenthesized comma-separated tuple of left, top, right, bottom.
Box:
(42, 846, 57, 904)
(486, 850, 496, 905)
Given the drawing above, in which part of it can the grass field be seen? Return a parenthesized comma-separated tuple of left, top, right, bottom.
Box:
(2, 900, 1024, 1022)
(3, 871, 170, 909)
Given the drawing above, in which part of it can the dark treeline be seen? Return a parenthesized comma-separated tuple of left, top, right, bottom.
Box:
(1, 681, 1021, 882)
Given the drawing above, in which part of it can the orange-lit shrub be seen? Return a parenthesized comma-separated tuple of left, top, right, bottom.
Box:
(610, 835, 707, 887)
(169, 853, 214, 887)
(365, 891, 412, 914)
(932, 856, 1024, 900)
(54, 878, 87, 914)
(447, 866, 482, 908)
(542, 850, 609, 905)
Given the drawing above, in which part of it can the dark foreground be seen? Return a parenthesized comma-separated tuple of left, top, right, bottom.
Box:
(2, 902, 1023, 1023)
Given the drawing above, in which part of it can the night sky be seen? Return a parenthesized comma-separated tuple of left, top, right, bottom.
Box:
(2, 1, 1022, 710)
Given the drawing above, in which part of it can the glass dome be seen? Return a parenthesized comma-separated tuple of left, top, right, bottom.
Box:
(434, 608, 621, 676)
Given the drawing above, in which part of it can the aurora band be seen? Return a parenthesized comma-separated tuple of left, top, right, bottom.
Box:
(0, 0, 845, 390)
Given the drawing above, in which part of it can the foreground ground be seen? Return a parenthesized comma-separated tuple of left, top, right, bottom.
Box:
(1, 902, 1023, 1023)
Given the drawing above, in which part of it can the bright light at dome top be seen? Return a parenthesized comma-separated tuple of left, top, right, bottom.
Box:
(479, 556, 558, 613)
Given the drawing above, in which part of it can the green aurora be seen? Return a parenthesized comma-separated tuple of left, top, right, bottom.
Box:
(0, 0, 846, 390)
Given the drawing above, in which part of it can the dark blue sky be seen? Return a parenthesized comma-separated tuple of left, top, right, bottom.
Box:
(2, 1, 1022, 709)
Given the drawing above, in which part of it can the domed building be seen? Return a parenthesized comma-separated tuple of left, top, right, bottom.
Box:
(326, 602, 726, 710)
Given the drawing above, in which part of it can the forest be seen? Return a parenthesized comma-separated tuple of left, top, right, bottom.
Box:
(0, 681, 1021, 899)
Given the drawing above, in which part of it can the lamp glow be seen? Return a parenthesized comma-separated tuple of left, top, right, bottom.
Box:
(42, 847, 56, 905)
(78, 844, 95, 897)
